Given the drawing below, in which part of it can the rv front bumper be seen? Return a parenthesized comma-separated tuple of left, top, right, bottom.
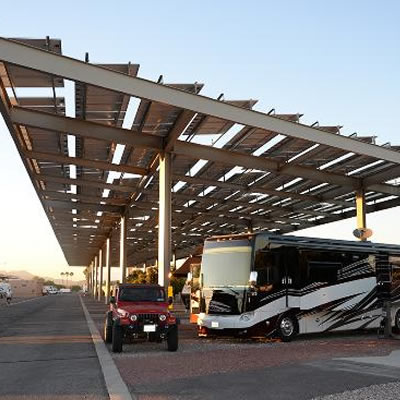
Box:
(197, 312, 256, 331)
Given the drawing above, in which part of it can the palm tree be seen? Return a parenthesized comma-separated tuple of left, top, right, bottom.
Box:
(60, 272, 65, 286)
(69, 272, 74, 288)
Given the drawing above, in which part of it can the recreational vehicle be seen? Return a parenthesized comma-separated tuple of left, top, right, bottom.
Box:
(197, 233, 400, 341)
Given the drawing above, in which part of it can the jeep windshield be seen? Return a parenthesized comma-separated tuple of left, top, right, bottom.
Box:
(119, 287, 166, 302)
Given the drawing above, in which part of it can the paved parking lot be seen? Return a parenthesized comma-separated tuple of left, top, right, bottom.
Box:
(83, 296, 400, 400)
(0, 294, 108, 399)
(1, 294, 399, 399)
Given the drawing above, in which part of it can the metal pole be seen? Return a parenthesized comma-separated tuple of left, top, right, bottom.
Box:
(105, 237, 111, 304)
(91, 262, 95, 295)
(172, 250, 177, 272)
(93, 256, 98, 298)
(158, 152, 172, 289)
(88, 262, 92, 293)
(98, 248, 103, 302)
(356, 188, 367, 240)
(119, 215, 127, 284)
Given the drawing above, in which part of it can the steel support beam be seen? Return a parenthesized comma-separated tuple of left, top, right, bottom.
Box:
(24, 149, 148, 176)
(98, 248, 103, 301)
(93, 255, 98, 298)
(119, 215, 127, 284)
(2, 38, 400, 163)
(164, 110, 196, 152)
(34, 173, 136, 194)
(88, 262, 92, 293)
(43, 199, 123, 214)
(158, 152, 172, 288)
(10, 105, 399, 195)
(174, 142, 359, 188)
(105, 237, 111, 304)
(42, 191, 127, 206)
(356, 188, 367, 241)
(10, 106, 162, 150)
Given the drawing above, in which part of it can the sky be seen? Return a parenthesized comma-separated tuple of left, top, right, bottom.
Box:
(0, 0, 399, 280)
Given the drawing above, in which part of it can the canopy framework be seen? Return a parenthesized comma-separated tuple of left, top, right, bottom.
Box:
(1, 37, 400, 285)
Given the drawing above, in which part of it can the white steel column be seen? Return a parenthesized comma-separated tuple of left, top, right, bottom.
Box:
(87, 264, 91, 293)
(91, 262, 95, 294)
(105, 237, 111, 304)
(158, 152, 172, 288)
(88, 262, 92, 293)
(356, 188, 367, 241)
(119, 215, 127, 284)
(93, 256, 98, 298)
(98, 248, 103, 301)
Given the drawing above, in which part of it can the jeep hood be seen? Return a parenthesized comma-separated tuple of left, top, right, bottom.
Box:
(117, 302, 168, 314)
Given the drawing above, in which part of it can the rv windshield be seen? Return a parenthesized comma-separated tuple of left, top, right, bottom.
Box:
(201, 239, 252, 287)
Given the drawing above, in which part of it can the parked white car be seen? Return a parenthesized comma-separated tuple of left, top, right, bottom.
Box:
(59, 288, 71, 294)
(42, 286, 59, 295)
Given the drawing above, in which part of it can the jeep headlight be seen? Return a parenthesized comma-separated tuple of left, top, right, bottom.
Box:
(116, 308, 129, 318)
(130, 314, 137, 322)
(159, 314, 167, 321)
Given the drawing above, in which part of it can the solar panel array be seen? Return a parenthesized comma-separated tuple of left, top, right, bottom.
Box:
(1, 38, 399, 268)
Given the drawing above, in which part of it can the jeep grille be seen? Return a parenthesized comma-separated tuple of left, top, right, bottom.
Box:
(137, 313, 159, 324)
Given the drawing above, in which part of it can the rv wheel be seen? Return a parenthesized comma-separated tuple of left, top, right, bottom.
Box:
(394, 309, 400, 333)
(278, 314, 298, 342)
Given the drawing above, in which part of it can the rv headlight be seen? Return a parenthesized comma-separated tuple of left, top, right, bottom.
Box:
(240, 312, 255, 322)
(159, 314, 167, 321)
(130, 314, 138, 322)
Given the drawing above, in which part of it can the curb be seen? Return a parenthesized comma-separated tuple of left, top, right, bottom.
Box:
(79, 296, 134, 400)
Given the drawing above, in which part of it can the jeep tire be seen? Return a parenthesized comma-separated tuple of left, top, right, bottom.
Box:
(111, 321, 123, 353)
(104, 312, 113, 343)
(167, 325, 178, 352)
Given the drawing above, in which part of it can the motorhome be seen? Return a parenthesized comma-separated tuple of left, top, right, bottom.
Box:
(197, 233, 400, 341)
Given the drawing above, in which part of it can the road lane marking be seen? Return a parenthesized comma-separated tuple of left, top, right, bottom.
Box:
(79, 296, 134, 400)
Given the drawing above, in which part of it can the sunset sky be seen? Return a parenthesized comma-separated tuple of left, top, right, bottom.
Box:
(0, 0, 399, 281)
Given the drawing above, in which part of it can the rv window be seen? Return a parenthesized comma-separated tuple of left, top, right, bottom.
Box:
(254, 250, 282, 287)
(303, 251, 343, 284)
(309, 261, 341, 283)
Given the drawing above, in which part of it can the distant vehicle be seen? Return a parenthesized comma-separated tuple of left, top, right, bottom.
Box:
(104, 284, 179, 353)
(197, 232, 400, 341)
(0, 279, 12, 304)
(42, 286, 59, 295)
(59, 288, 71, 294)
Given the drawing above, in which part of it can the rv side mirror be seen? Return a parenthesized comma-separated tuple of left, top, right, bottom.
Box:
(249, 271, 258, 284)
(109, 296, 116, 305)
(168, 297, 173, 305)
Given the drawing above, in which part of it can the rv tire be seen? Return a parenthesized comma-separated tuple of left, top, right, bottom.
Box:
(394, 309, 400, 333)
(278, 314, 298, 342)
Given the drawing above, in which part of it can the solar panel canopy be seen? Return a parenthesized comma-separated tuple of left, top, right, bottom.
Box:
(1, 37, 400, 270)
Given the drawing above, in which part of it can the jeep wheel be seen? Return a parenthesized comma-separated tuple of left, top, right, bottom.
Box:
(167, 325, 178, 352)
(104, 312, 113, 343)
(111, 321, 123, 353)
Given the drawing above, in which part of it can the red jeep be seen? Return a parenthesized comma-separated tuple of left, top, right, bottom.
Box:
(103, 284, 179, 352)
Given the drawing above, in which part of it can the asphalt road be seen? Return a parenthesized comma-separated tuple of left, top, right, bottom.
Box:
(0, 294, 108, 399)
